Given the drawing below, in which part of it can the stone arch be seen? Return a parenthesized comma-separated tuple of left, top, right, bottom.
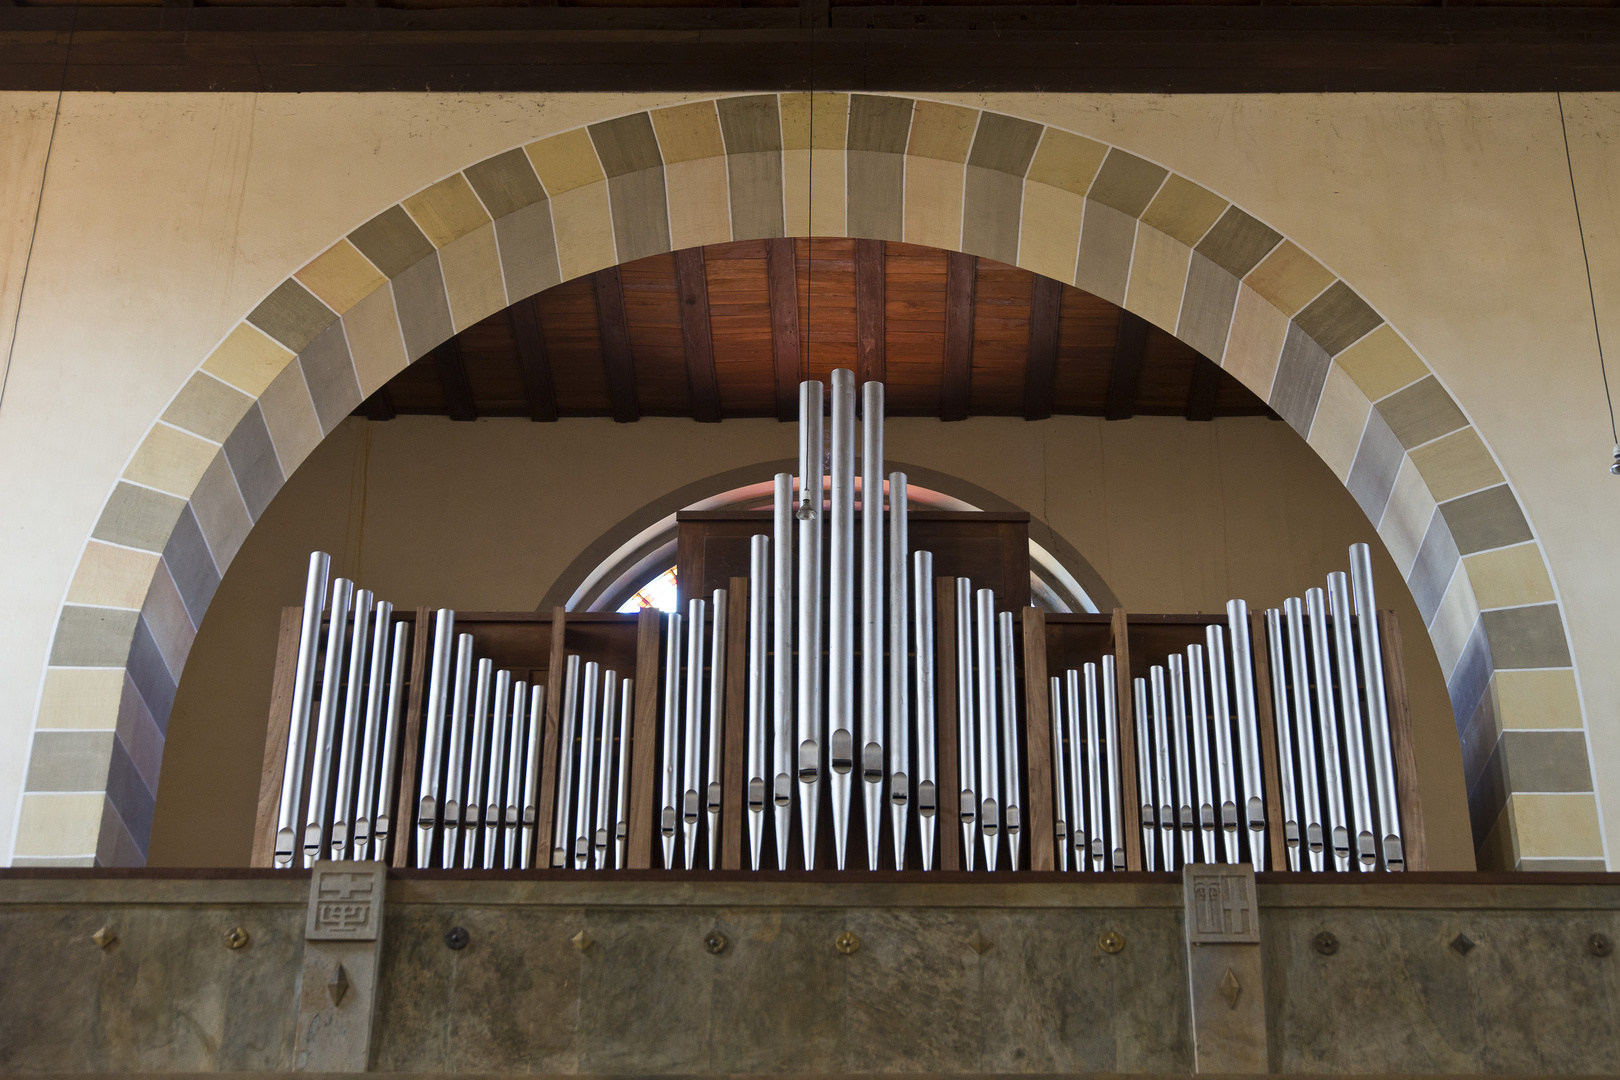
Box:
(18, 93, 1588, 870)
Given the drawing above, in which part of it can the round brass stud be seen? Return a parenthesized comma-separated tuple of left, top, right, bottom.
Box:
(1589, 932, 1613, 958)
(835, 931, 861, 955)
(225, 926, 250, 950)
(704, 931, 729, 955)
(1313, 931, 1340, 956)
(445, 926, 470, 951)
(1098, 930, 1125, 954)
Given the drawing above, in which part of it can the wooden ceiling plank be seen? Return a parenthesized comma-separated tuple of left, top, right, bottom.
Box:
(676, 247, 721, 423)
(1186, 359, 1222, 422)
(432, 337, 477, 422)
(1023, 274, 1063, 421)
(941, 251, 977, 422)
(510, 295, 560, 422)
(593, 266, 642, 423)
(1104, 309, 1150, 421)
(766, 237, 801, 422)
(855, 238, 886, 386)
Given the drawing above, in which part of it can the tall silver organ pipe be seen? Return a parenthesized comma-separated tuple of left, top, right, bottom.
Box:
(1264, 609, 1302, 871)
(443, 632, 475, 870)
(1149, 666, 1174, 871)
(330, 588, 374, 861)
(955, 577, 977, 871)
(505, 680, 528, 870)
(746, 534, 769, 871)
(860, 381, 886, 871)
(1100, 656, 1125, 871)
(305, 577, 354, 868)
(594, 670, 618, 869)
(275, 551, 331, 868)
(521, 684, 544, 869)
(1226, 601, 1267, 871)
(706, 588, 729, 871)
(484, 670, 511, 869)
(1307, 588, 1351, 869)
(416, 608, 455, 869)
(574, 661, 601, 869)
(1186, 644, 1216, 865)
(771, 474, 794, 871)
(553, 652, 582, 869)
(796, 380, 825, 870)
(659, 610, 682, 868)
(352, 599, 394, 860)
(974, 589, 1000, 871)
(1350, 543, 1405, 870)
(614, 679, 634, 869)
(1050, 675, 1069, 872)
(1062, 671, 1085, 871)
(1168, 655, 1196, 866)
(828, 368, 857, 870)
(888, 473, 911, 869)
(1284, 597, 1325, 871)
(682, 598, 706, 870)
(372, 619, 411, 862)
(998, 610, 1022, 871)
(1329, 571, 1376, 868)
(1083, 663, 1107, 871)
(1205, 623, 1239, 864)
(913, 551, 938, 871)
(464, 657, 492, 869)
(1132, 676, 1154, 871)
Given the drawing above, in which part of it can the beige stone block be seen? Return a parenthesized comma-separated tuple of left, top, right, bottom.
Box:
(1140, 175, 1228, 247)
(650, 101, 726, 164)
(1016, 183, 1084, 284)
(294, 239, 388, 315)
(1409, 426, 1504, 502)
(1306, 364, 1373, 483)
(905, 100, 977, 162)
(1244, 240, 1335, 318)
(342, 285, 409, 398)
(525, 128, 607, 196)
(1025, 128, 1108, 197)
(903, 154, 965, 251)
(1220, 284, 1289, 399)
(1491, 668, 1583, 730)
(37, 667, 127, 731)
(1510, 793, 1604, 859)
(1466, 542, 1556, 610)
(1378, 455, 1437, 577)
(14, 793, 104, 856)
(402, 174, 491, 248)
(785, 148, 846, 238)
(1428, 561, 1481, 679)
(189, 452, 253, 571)
(124, 424, 219, 498)
(259, 362, 323, 477)
(780, 92, 848, 151)
(161, 372, 254, 445)
(201, 323, 295, 398)
(1124, 225, 1192, 334)
(142, 562, 196, 678)
(665, 157, 732, 249)
(549, 182, 618, 283)
(439, 223, 508, 332)
(66, 542, 160, 610)
(1335, 323, 1428, 402)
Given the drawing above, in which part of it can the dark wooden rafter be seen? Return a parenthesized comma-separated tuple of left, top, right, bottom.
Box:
(592, 266, 641, 423)
(1186, 359, 1222, 422)
(941, 251, 977, 422)
(360, 385, 396, 421)
(1023, 273, 1063, 421)
(431, 338, 476, 422)
(509, 295, 559, 422)
(676, 246, 721, 423)
(855, 238, 886, 386)
(1104, 309, 1150, 421)
(766, 238, 802, 422)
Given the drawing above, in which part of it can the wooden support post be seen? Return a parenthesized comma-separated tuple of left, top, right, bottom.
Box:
(721, 578, 749, 870)
(252, 605, 304, 867)
(627, 606, 662, 869)
(1111, 606, 1143, 871)
(935, 577, 961, 871)
(1021, 606, 1055, 872)
(535, 606, 569, 867)
(1379, 609, 1427, 871)
(1249, 609, 1288, 872)
(391, 607, 432, 869)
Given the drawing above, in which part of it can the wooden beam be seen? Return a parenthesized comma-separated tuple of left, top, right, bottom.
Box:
(676, 247, 721, 423)
(1022, 606, 1055, 872)
(251, 605, 303, 867)
(627, 605, 662, 869)
(1104, 309, 1149, 421)
(536, 606, 569, 867)
(592, 266, 640, 423)
(1379, 608, 1427, 871)
(392, 607, 432, 868)
(935, 576, 960, 871)
(1023, 274, 1062, 421)
(1186, 358, 1221, 422)
(721, 577, 749, 869)
(360, 385, 396, 422)
(855, 238, 886, 386)
(432, 338, 476, 422)
(766, 237, 801, 422)
(941, 251, 976, 421)
(510, 295, 559, 422)
(1110, 606, 1142, 872)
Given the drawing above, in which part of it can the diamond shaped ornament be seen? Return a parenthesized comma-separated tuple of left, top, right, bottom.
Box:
(967, 930, 992, 955)
(1219, 968, 1242, 1010)
(1450, 933, 1476, 956)
(328, 964, 349, 1007)
(91, 925, 117, 950)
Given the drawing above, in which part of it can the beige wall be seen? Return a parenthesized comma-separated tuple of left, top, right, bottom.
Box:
(147, 412, 1471, 868)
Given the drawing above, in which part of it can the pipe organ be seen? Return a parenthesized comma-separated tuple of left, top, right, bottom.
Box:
(254, 370, 1424, 875)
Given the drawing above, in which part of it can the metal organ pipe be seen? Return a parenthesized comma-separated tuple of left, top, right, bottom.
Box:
(1264, 608, 1302, 871)
(1149, 666, 1174, 871)
(416, 609, 455, 869)
(1168, 655, 1196, 866)
(373, 619, 411, 862)
(1329, 571, 1377, 868)
(659, 610, 682, 869)
(521, 684, 544, 870)
(1083, 663, 1107, 872)
(553, 652, 582, 869)
(1205, 623, 1238, 865)
(1050, 675, 1069, 872)
(913, 551, 938, 871)
(1133, 676, 1154, 871)
(706, 588, 729, 870)
(595, 669, 618, 869)
(1226, 601, 1267, 871)
(888, 472, 910, 869)
(330, 588, 374, 861)
(1186, 643, 1216, 865)
(1306, 587, 1350, 870)
(615, 679, 634, 869)
(998, 610, 1022, 871)
(975, 589, 1000, 871)
(828, 369, 857, 870)
(464, 657, 492, 869)
(772, 473, 794, 871)
(860, 380, 885, 871)
(955, 577, 977, 872)
(306, 577, 354, 868)
(352, 599, 394, 861)
(1284, 597, 1325, 871)
(443, 632, 475, 870)
(682, 598, 706, 870)
(747, 534, 769, 871)
(574, 660, 601, 869)
(1062, 670, 1085, 871)
(1101, 656, 1125, 871)
(796, 380, 825, 870)
(484, 669, 511, 870)
(504, 679, 527, 870)
(1349, 543, 1405, 871)
(275, 551, 331, 868)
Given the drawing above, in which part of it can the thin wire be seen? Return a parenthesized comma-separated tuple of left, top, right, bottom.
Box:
(1555, 90, 1619, 446)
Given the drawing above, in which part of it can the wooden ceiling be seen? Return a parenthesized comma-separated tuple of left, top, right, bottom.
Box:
(358, 239, 1276, 425)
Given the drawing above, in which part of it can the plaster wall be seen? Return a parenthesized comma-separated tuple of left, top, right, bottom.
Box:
(0, 90, 1611, 867)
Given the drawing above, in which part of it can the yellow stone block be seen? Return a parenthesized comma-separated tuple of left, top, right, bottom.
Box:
(780, 92, 848, 151)
(124, 425, 219, 498)
(665, 157, 733, 249)
(1409, 426, 1503, 502)
(1140, 175, 1227, 247)
(37, 668, 127, 731)
(1124, 226, 1191, 335)
(525, 128, 607, 197)
(294, 239, 387, 315)
(549, 182, 618, 283)
(906, 101, 978, 163)
(14, 793, 104, 856)
(650, 101, 725, 164)
(1491, 668, 1583, 731)
(1016, 183, 1084, 284)
(1221, 283, 1289, 398)
(1306, 364, 1373, 483)
(1335, 323, 1429, 402)
(1025, 128, 1109, 198)
(1510, 793, 1604, 859)
(66, 542, 160, 610)
(1465, 542, 1556, 610)
(403, 174, 492, 248)
(202, 323, 294, 398)
(1244, 240, 1335, 318)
